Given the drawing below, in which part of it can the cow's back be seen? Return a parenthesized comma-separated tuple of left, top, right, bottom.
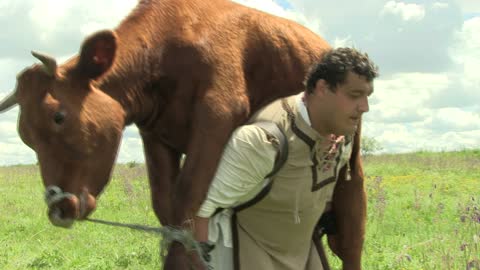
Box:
(159, 0, 331, 111)
(232, 7, 330, 110)
(102, 0, 330, 150)
(118, 0, 329, 111)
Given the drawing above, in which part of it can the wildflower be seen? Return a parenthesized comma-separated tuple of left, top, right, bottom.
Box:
(467, 260, 480, 270)
(474, 215, 480, 224)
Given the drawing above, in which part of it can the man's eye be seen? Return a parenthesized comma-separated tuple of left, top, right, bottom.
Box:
(53, 111, 66, 125)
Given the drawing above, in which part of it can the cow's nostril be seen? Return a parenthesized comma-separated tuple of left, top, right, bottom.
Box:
(44, 190, 81, 228)
(45, 186, 62, 200)
(49, 207, 62, 218)
(48, 189, 57, 197)
(48, 207, 74, 228)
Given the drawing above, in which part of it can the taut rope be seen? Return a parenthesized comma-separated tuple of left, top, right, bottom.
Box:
(44, 185, 209, 269)
(85, 217, 209, 269)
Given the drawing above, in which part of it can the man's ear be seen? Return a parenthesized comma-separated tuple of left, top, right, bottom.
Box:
(314, 79, 329, 96)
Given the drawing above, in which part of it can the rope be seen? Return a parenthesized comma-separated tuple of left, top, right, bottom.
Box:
(85, 217, 209, 269)
(44, 185, 209, 268)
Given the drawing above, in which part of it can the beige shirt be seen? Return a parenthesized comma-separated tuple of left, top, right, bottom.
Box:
(197, 93, 310, 218)
(199, 94, 353, 270)
(235, 95, 353, 270)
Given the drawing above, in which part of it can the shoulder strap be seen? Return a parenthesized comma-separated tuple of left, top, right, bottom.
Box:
(232, 121, 288, 212)
(252, 121, 289, 178)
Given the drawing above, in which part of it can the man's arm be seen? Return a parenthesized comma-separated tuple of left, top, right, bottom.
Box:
(193, 125, 278, 242)
(328, 126, 366, 270)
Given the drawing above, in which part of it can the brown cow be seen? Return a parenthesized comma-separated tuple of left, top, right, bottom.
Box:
(0, 0, 366, 269)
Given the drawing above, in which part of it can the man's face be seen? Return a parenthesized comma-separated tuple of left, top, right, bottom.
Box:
(310, 71, 374, 136)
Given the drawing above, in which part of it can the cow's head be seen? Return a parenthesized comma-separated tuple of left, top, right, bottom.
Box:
(0, 30, 125, 227)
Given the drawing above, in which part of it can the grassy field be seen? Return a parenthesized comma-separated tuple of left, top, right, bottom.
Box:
(1, 150, 479, 269)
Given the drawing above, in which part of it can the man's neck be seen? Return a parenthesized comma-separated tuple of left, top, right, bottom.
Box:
(303, 93, 329, 137)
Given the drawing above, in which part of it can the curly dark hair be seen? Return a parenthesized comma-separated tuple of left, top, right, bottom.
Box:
(304, 47, 379, 94)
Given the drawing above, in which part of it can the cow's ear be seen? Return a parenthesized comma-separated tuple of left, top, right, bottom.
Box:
(76, 30, 117, 79)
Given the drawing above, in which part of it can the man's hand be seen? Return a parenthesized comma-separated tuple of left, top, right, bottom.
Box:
(163, 241, 207, 270)
(193, 216, 210, 242)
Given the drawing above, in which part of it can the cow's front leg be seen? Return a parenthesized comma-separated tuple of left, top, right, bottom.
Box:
(172, 125, 234, 224)
(141, 132, 181, 225)
(328, 128, 367, 270)
(164, 91, 248, 270)
(329, 167, 366, 270)
(173, 90, 249, 226)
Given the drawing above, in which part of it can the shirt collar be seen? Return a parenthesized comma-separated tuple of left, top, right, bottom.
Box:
(295, 91, 311, 126)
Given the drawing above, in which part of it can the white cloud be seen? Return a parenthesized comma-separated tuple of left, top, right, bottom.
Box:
(29, 0, 74, 35)
(424, 108, 480, 132)
(234, 0, 287, 16)
(381, 1, 426, 22)
(433, 2, 449, 10)
(363, 122, 427, 153)
(0, 120, 17, 138)
(117, 127, 144, 164)
(455, 0, 480, 13)
(287, 0, 463, 75)
(0, 0, 479, 165)
(452, 17, 480, 86)
(0, 141, 35, 164)
(73, 0, 138, 31)
(333, 36, 355, 48)
(0, 0, 138, 60)
(0, 0, 22, 17)
(366, 72, 450, 123)
(438, 130, 480, 150)
(233, 0, 325, 35)
(364, 69, 480, 152)
(0, 58, 31, 90)
(364, 121, 480, 153)
(80, 22, 108, 37)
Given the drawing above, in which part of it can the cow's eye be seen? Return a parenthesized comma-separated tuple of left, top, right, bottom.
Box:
(53, 111, 66, 125)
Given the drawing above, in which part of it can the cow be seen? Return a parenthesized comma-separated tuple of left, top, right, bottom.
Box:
(0, 0, 367, 269)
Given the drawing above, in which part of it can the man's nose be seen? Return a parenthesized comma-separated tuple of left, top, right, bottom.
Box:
(358, 97, 369, 113)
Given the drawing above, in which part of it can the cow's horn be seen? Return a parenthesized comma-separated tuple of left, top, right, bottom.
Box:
(0, 92, 17, 113)
(31, 51, 57, 76)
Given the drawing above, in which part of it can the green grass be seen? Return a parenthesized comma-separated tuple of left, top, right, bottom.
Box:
(0, 165, 161, 270)
(327, 149, 480, 269)
(1, 150, 479, 269)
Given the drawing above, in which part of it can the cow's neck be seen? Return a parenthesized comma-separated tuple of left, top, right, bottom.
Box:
(96, 22, 170, 127)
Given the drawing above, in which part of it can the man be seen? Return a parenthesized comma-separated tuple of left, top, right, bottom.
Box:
(193, 47, 379, 270)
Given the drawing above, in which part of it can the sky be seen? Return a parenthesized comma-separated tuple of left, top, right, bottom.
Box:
(0, 0, 479, 165)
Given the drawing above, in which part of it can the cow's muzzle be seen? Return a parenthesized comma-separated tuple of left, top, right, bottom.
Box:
(44, 186, 96, 228)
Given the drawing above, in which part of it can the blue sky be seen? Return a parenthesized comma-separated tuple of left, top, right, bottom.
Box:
(0, 0, 479, 165)
(275, 0, 292, 9)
